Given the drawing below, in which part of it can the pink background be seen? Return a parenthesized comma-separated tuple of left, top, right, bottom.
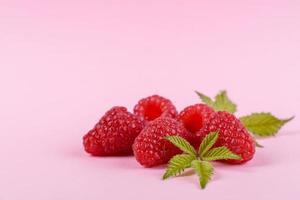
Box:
(1, 1, 300, 199)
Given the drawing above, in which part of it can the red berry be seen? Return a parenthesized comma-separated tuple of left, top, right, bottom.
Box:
(178, 104, 215, 147)
(133, 117, 191, 167)
(83, 106, 145, 156)
(197, 111, 255, 164)
(133, 95, 177, 121)
(179, 104, 215, 133)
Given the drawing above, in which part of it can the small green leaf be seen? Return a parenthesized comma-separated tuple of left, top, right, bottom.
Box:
(213, 91, 237, 113)
(240, 113, 294, 137)
(199, 132, 219, 157)
(191, 160, 214, 189)
(255, 140, 264, 148)
(202, 147, 241, 161)
(195, 90, 237, 113)
(165, 136, 197, 157)
(195, 91, 214, 106)
(163, 154, 195, 180)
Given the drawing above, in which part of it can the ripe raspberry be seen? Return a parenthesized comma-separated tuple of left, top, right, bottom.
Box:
(133, 95, 177, 121)
(197, 111, 255, 164)
(133, 117, 191, 167)
(83, 106, 145, 156)
(179, 104, 215, 133)
(178, 104, 215, 147)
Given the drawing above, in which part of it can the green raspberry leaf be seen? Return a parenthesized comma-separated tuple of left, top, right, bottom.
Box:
(199, 132, 219, 157)
(191, 160, 214, 189)
(213, 91, 237, 113)
(240, 113, 294, 137)
(202, 146, 241, 161)
(195, 90, 237, 113)
(255, 140, 264, 148)
(165, 136, 197, 157)
(195, 91, 214, 107)
(163, 154, 195, 180)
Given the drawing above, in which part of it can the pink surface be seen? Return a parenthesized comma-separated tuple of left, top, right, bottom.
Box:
(1, 1, 300, 199)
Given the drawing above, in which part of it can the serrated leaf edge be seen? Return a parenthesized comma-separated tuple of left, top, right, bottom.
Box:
(191, 160, 214, 189)
(199, 131, 219, 157)
(195, 90, 237, 113)
(165, 136, 197, 157)
(202, 146, 241, 161)
(240, 112, 294, 137)
(163, 154, 195, 180)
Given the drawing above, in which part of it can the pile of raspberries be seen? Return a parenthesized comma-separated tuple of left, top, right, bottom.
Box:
(83, 95, 255, 167)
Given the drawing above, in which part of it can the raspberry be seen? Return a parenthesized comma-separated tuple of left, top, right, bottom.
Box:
(83, 106, 145, 156)
(133, 117, 191, 167)
(133, 95, 177, 121)
(197, 111, 255, 164)
(178, 104, 215, 148)
(179, 104, 215, 133)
